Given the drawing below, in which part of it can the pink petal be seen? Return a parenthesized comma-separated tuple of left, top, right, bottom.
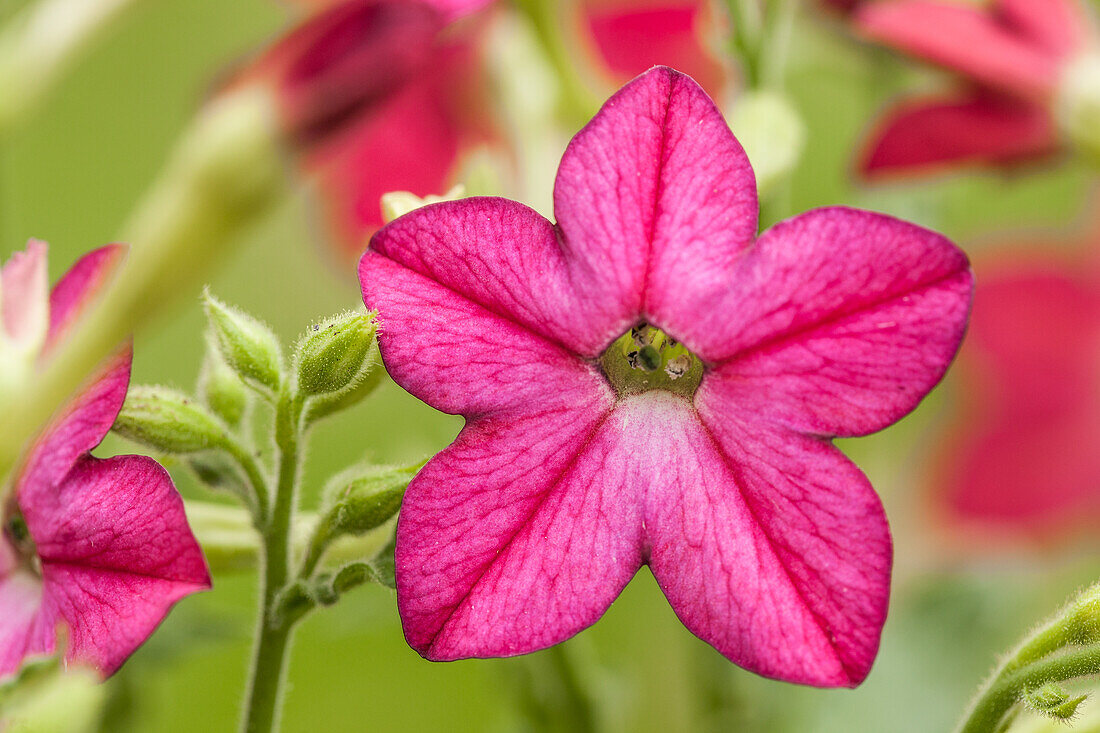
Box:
(855, 0, 1062, 100)
(554, 66, 757, 340)
(997, 0, 1085, 58)
(0, 572, 50, 678)
(45, 244, 125, 355)
(581, 1, 723, 96)
(859, 93, 1058, 176)
(365, 197, 629, 357)
(667, 208, 971, 436)
(16, 348, 131, 505)
(1, 239, 48, 350)
(397, 400, 642, 659)
(360, 225, 612, 414)
(28, 455, 210, 675)
(649, 392, 890, 686)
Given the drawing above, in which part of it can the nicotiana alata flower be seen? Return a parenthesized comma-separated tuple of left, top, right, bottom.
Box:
(0, 242, 210, 679)
(359, 67, 973, 687)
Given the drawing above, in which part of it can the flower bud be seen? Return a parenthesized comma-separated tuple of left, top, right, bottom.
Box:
(203, 291, 284, 395)
(314, 562, 373, 606)
(1057, 52, 1100, 166)
(113, 385, 228, 454)
(321, 463, 418, 539)
(294, 311, 378, 398)
(1023, 682, 1087, 720)
(197, 341, 249, 427)
(726, 90, 805, 201)
(303, 345, 384, 424)
(380, 185, 465, 223)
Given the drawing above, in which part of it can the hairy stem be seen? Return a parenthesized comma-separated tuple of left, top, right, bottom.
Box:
(241, 391, 302, 733)
(957, 644, 1100, 733)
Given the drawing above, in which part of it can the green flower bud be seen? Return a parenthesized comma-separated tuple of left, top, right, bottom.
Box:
(303, 343, 384, 424)
(726, 90, 805, 201)
(321, 463, 418, 539)
(197, 341, 249, 427)
(294, 311, 377, 398)
(113, 385, 228, 454)
(203, 291, 284, 395)
(314, 562, 373, 606)
(1023, 682, 1087, 720)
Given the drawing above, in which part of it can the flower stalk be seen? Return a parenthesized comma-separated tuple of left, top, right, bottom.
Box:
(956, 583, 1100, 733)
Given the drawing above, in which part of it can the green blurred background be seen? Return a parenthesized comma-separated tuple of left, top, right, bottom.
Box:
(2, 0, 1098, 730)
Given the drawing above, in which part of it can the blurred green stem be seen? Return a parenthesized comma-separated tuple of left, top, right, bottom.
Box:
(0, 87, 283, 504)
(510, 0, 599, 127)
(0, 0, 142, 135)
(241, 392, 303, 733)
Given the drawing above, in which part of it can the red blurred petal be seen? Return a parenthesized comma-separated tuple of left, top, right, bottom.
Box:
(860, 93, 1057, 177)
(940, 244, 1100, 536)
(304, 79, 463, 256)
(996, 0, 1086, 58)
(855, 0, 1062, 100)
(581, 1, 723, 96)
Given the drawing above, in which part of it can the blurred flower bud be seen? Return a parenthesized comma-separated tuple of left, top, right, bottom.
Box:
(197, 341, 249, 428)
(113, 385, 229, 455)
(0, 656, 105, 733)
(203, 291, 284, 395)
(726, 89, 805, 200)
(380, 184, 466, 223)
(294, 311, 378, 398)
(1057, 52, 1100, 165)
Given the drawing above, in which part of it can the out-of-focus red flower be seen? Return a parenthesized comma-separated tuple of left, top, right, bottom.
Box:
(579, 0, 723, 95)
(226, 0, 495, 258)
(853, 0, 1089, 176)
(936, 225, 1100, 540)
(228, 0, 726, 259)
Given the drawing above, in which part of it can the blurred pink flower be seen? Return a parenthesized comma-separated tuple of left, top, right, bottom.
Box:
(0, 242, 210, 679)
(936, 230, 1100, 540)
(853, 0, 1087, 176)
(359, 67, 973, 686)
(233, 0, 724, 258)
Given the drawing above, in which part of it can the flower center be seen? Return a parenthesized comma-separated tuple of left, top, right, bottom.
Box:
(3, 505, 40, 577)
(598, 323, 703, 398)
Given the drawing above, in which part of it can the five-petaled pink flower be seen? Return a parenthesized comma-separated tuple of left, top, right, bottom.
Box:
(359, 67, 973, 687)
(0, 241, 210, 679)
(935, 228, 1100, 541)
(853, 0, 1088, 176)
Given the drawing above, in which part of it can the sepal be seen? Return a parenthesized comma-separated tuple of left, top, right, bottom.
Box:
(198, 341, 249, 427)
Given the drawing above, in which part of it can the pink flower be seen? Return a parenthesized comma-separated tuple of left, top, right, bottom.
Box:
(936, 232, 1100, 540)
(853, 0, 1087, 176)
(0, 242, 210, 679)
(359, 67, 973, 686)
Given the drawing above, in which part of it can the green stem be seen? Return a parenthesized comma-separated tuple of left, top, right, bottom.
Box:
(241, 391, 302, 733)
(723, 0, 765, 87)
(956, 644, 1100, 733)
(224, 439, 271, 524)
(511, 0, 599, 127)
